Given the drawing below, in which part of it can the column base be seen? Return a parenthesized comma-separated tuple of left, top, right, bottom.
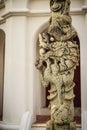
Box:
(46, 121, 76, 130)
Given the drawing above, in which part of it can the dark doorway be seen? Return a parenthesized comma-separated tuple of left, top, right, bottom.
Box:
(73, 36, 81, 108)
(0, 29, 5, 120)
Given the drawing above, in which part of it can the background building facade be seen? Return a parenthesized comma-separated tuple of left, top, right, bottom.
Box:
(0, 0, 87, 129)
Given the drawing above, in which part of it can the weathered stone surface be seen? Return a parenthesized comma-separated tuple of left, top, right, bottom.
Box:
(35, 0, 79, 129)
(46, 122, 76, 130)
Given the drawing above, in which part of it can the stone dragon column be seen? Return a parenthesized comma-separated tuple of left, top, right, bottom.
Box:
(35, 0, 79, 130)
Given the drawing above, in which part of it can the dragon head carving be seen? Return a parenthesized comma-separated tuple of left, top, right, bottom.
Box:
(50, 0, 71, 15)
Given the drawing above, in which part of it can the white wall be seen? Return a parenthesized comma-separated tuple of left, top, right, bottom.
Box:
(3, 16, 29, 123)
(27, 17, 50, 116)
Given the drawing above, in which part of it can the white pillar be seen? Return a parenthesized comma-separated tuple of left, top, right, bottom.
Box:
(81, 7, 87, 129)
(3, 16, 28, 123)
(84, 12, 87, 110)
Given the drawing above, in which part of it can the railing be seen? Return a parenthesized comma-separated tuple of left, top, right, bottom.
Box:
(0, 111, 32, 130)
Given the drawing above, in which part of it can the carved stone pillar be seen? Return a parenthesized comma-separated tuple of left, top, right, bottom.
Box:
(35, 0, 79, 130)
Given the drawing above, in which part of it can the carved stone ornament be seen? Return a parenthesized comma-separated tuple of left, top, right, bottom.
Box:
(0, 0, 5, 9)
(35, 0, 79, 130)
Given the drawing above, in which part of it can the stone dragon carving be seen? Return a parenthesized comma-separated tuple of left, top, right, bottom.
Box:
(35, 0, 79, 129)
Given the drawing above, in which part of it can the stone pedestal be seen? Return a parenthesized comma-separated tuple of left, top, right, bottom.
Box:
(46, 122, 76, 130)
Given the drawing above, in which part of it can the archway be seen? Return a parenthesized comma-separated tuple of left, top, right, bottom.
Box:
(0, 29, 5, 121)
(36, 25, 81, 124)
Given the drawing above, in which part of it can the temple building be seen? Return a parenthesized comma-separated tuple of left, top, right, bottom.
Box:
(0, 0, 87, 130)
